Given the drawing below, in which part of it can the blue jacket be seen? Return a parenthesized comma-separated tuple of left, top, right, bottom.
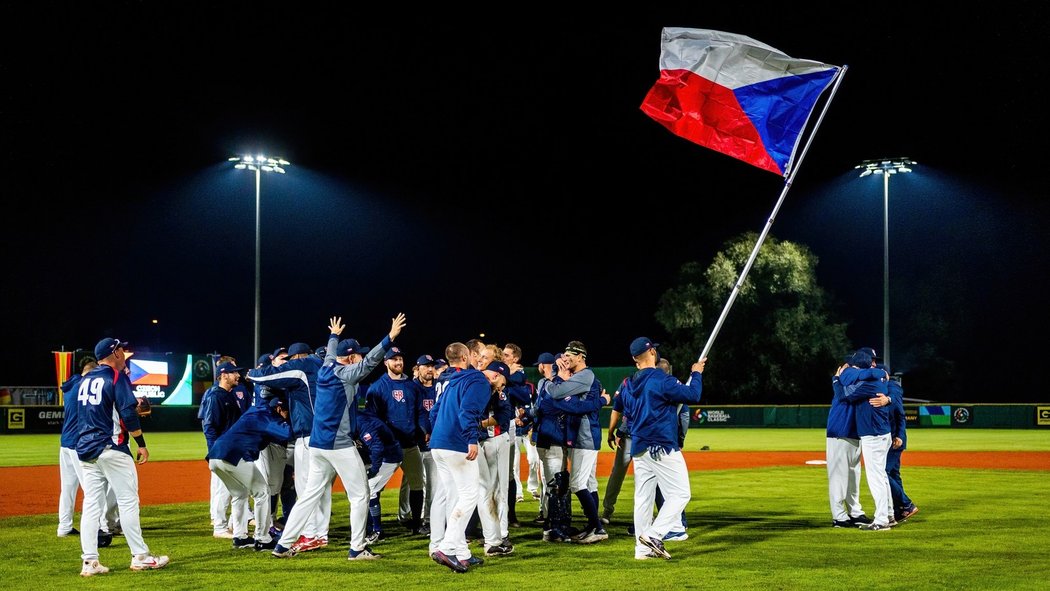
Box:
(621, 367, 703, 455)
(310, 334, 390, 451)
(611, 379, 631, 437)
(840, 367, 890, 436)
(358, 410, 403, 479)
(545, 368, 604, 450)
(206, 405, 292, 465)
(429, 367, 490, 453)
(478, 387, 515, 442)
(417, 378, 437, 452)
(887, 379, 907, 448)
(60, 374, 83, 449)
(248, 354, 323, 438)
(528, 376, 565, 449)
(75, 365, 143, 462)
(200, 385, 243, 450)
(366, 372, 424, 449)
(826, 375, 859, 439)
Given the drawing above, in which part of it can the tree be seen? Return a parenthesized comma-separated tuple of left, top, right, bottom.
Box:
(655, 232, 850, 404)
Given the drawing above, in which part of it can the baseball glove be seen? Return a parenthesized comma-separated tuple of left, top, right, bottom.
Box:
(136, 396, 152, 417)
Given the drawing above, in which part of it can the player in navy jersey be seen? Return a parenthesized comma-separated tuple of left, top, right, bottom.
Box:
(75, 338, 169, 576)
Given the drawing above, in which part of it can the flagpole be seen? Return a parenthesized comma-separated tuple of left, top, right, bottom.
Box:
(696, 65, 849, 362)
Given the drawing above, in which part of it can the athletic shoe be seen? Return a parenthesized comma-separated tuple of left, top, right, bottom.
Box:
(638, 535, 671, 560)
(365, 531, 382, 545)
(900, 505, 920, 520)
(532, 514, 546, 524)
(663, 530, 689, 542)
(542, 528, 571, 542)
(295, 535, 328, 552)
(461, 555, 484, 567)
(485, 543, 515, 556)
(233, 536, 256, 549)
(271, 544, 298, 558)
(635, 550, 662, 560)
(80, 559, 109, 577)
(268, 525, 283, 538)
(58, 527, 80, 537)
(574, 528, 609, 544)
(254, 539, 278, 551)
(413, 524, 431, 536)
(599, 516, 611, 525)
(348, 547, 381, 560)
(213, 529, 235, 539)
(515, 495, 525, 503)
(97, 530, 113, 548)
(832, 520, 854, 528)
(849, 514, 873, 526)
(861, 522, 893, 531)
(130, 553, 170, 571)
(432, 550, 468, 573)
(109, 523, 123, 536)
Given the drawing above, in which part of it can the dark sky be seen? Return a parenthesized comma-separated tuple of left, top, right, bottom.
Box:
(3, 4, 1049, 400)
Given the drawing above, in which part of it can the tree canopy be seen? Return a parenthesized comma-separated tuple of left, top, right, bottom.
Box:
(655, 232, 850, 404)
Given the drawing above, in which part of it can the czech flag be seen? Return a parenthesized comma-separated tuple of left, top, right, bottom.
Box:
(641, 28, 840, 176)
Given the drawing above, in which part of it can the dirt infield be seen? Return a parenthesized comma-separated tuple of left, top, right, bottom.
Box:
(6, 451, 1048, 518)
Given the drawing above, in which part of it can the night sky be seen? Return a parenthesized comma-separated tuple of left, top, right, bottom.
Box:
(3, 4, 1048, 401)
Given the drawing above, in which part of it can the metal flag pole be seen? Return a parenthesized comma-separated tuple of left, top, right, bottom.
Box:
(696, 65, 849, 362)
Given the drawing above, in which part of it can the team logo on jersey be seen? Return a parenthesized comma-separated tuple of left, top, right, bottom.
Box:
(392, 390, 404, 402)
(362, 432, 372, 442)
(423, 399, 434, 411)
(499, 392, 507, 401)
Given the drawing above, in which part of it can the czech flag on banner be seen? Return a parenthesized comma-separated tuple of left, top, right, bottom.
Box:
(641, 28, 841, 176)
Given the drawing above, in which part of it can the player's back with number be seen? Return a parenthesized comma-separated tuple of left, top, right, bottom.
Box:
(76, 364, 139, 462)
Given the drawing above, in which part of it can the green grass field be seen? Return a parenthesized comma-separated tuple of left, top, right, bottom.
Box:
(3, 429, 1049, 590)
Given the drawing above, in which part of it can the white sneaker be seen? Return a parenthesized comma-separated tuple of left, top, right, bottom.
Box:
(81, 559, 110, 577)
(130, 553, 170, 571)
(213, 529, 235, 539)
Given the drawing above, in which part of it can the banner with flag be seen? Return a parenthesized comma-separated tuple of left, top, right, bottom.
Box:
(640, 27, 841, 176)
(53, 350, 73, 405)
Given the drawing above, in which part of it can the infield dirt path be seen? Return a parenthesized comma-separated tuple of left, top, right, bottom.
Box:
(5, 451, 1048, 518)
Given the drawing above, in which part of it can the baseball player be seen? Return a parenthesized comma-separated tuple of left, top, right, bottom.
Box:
(365, 347, 427, 534)
(883, 369, 918, 521)
(358, 408, 403, 544)
(429, 342, 491, 573)
(75, 338, 169, 576)
(827, 357, 871, 527)
(619, 337, 705, 560)
(270, 314, 404, 560)
(58, 359, 119, 546)
(200, 361, 245, 538)
(207, 397, 293, 550)
(248, 341, 328, 550)
(477, 361, 516, 556)
(414, 354, 440, 534)
(542, 341, 609, 544)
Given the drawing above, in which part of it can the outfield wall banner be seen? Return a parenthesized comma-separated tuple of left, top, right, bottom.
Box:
(1037, 407, 1050, 427)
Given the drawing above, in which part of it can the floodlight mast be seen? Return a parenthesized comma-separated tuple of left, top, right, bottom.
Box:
(229, 155, 289, 361)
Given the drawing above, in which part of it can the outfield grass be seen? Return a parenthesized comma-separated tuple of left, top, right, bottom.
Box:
(2, 429, 1049, 589)
(5, 428, 1050, 467)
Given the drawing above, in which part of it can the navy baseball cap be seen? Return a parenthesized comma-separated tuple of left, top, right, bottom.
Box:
(93, 338, 128, 360)
(848, 348, 874, 368)
(533, 352, 556, 365)
(272, 346, 288, 358)
(268, 396, 285, 410)
(434, 358, 448, 368)
(416, 354, 437, 366)
(315, 346, 327, 357)
(215, 361, 243, 376)
(287, 342, 312, 356)
(629, 337, 659, 357)
(484, 361, 511, 380)
(858, 346, 881, 361)
(256, 353, 272, 367)
(336, 338, 370, 356)
(385, 346, 404, 360)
